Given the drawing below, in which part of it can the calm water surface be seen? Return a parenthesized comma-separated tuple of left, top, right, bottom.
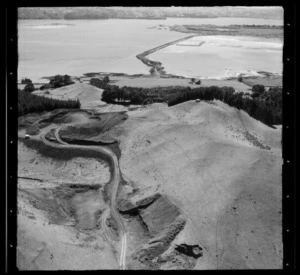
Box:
(18, 18, 283, 82)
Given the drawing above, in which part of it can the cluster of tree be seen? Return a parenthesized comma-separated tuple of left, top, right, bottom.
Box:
(48, 75, 75, 88)
(89, 76, 110, 89)
(168, 86, 282, 126)
(251, 84, 265, 97)
(190, 78, 201, 85)
(97, 81, 281, 126)
(24, 83, 36, 93)
(39, 84, 53, 90)
(21, 78, 32, 84)
(38, 75, 74, 90)
(18, 90, 80, 116)
(20, 77, 36, 93)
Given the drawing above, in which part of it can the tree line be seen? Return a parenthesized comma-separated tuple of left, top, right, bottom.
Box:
(22, 75, 75, 93)
(90, 76, 110, 89)
(100, 84, 191, 105)
(93, 81, 281, 126)
(167, 86, 282, 126)
(18, 90, 80, 116)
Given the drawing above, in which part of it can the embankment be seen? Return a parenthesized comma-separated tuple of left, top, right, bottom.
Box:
(136, 35, 196, 75)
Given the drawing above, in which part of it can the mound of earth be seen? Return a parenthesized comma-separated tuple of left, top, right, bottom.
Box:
(121, 192, 187, 269)
(139, 195, 181, 236)
(19, 109, 93, 136)
(19, 109, 128, 149)
(107, 100, 282, 269)
(39, 109, 92, 125)
(59, 112, 128, 144)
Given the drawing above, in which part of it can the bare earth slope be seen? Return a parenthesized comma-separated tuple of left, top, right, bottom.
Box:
(108, 100, 282, 269)
(18, 98, 282, 269)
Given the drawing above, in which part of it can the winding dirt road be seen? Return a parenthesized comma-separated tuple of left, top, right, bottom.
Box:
(40, 126, 127, 270)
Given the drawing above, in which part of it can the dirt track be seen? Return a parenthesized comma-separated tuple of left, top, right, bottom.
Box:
(39, 126, 128, 269)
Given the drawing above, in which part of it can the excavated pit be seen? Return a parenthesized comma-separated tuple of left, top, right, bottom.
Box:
(118, 192, 188, 268)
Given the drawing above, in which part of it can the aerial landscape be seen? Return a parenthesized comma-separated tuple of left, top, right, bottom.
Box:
(17, 6, 283, 270)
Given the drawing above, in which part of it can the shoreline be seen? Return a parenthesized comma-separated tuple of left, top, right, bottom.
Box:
(18, 71, 282, 89)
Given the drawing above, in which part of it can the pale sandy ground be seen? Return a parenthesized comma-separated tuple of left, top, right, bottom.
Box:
(109, 100, 282, 269)
(18, 83, 282, 270)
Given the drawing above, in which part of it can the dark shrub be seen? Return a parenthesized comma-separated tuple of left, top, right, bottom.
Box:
(103, 75, 110, 84)
(252, 84, 265, 95)
(21, 78, 32, 84)
(40, 84, 52, 90)
(49, 75, 74, 88)
(251, 92, 261, 98)
(90, 77, 108, 89)
(24, 83, 35, 93)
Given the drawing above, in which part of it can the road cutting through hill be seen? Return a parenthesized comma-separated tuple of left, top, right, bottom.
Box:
(40, 126, 127, 270)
